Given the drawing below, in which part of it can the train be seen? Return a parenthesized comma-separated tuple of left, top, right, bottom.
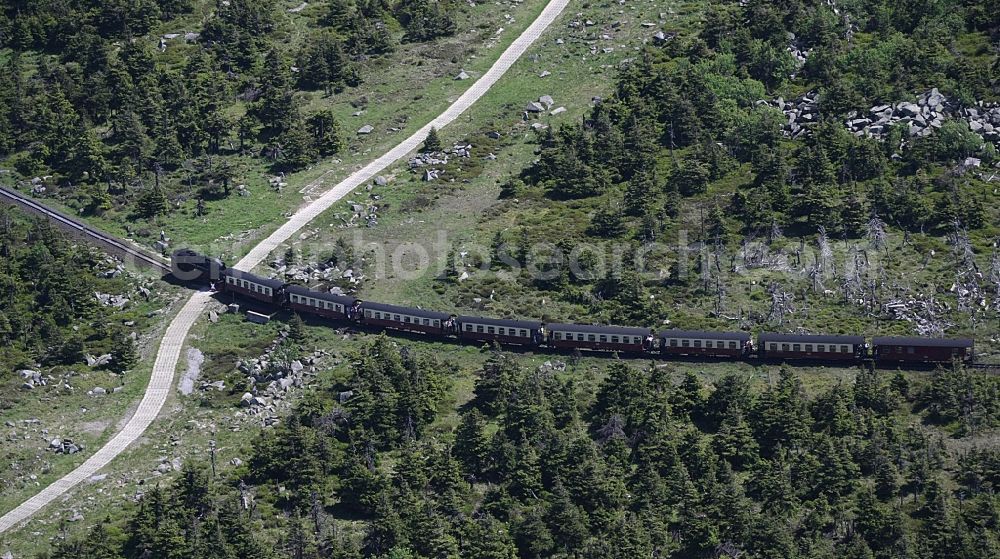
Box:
(171, 249, 976, 367)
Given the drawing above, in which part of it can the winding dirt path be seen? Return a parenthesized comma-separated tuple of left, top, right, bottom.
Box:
(0, 0, 570, 534)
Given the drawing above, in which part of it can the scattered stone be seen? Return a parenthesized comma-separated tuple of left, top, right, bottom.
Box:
(374, 175, 388, 186)
(240, 393, 254, 407)
(87, 474, 107, 483)
(231, 457, 243, 467)
(49, 438, 62, 449)
(288, 1, 308, 13)
(455, 70, 470, 80)
(357, 124, 374, 135)
(539, 95, 555, 108)
(209, 310, 219, 323)
(550, 106, 567, 116)
(91, 387, 107, 396)
(525, 101, 545, 113)
(538, 70, 551, 78)
(68, 511, 84, 522)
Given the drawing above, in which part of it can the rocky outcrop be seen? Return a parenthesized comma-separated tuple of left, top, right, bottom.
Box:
(762, 88, 1000, 149)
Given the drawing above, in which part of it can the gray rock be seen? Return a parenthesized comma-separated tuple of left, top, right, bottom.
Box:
(69, 511, 84, 522)
(290, 360, 304, 374)
(17, 369, 39, 378)
(156, 462, 172, 474)
(92, 387, 107, 396)
(21, 381, 34, 390)
(88, 474, 108, 483)
(455, 70, 470, 80)
(898, 102, 921, 117)
(357, 124, 374, 134)
(374, 175, 388, 186)
(240, 392, 253, 407)
(550, 107, 567, 116)
(231, 457, 243, 466)
(525, 101, 545, 112)
(539, 95, 555, 108)
(538, 70, 551, 78)
(50, 438, 62, 449)
(279, 378, 295, 390)
(209, 310, 219, 323)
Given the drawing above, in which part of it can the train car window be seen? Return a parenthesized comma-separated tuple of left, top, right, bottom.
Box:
(681, 339, 690, 347)
(669, 339, 678, 347)
(497, 327, 505, 335)
(394, 314, 401, 321)
(433, 320, 440, 327)
(598, 335, 607, 342)
(365, 310, 373, 318)
(611, 336, 619, 343)
(817, 344, 825, 352)
(588, 334, 596, 342)
(554, 332, 561, 340)
(488, 327, 496, 334)
(769, 343, 777, 350)
(781, 344, 789, 351)
(694, 340, 702, 348)
(792, 344, 800, 351)
(477, 325, 484, 333)
(841, 345, 849, 353)
(804, 344, 812, 352)
(729, 341, 737, 349)
(519, 329, 527, 337)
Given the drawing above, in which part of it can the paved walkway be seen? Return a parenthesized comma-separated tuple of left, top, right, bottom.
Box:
(0, 0, 569, 534)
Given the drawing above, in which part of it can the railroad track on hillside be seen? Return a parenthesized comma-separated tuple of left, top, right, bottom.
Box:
(0, 185, 170, 275)
(0, 0, 571, 535)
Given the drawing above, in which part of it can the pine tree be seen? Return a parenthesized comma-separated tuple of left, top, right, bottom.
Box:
(454, 408, 490, 477)
(111, 329, 138, 373)
(422, 126, 442, 153)
(136, 184, 168, 219)
(289, 313, 307, 345)
(306, 110, 344, 156)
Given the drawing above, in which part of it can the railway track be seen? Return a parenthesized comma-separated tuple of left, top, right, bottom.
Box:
(0, 185, 171, 275)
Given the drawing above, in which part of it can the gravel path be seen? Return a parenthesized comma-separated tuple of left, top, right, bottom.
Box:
(0, 0, 570, 534)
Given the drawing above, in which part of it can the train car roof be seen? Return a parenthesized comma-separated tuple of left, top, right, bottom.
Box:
(872, 336, 973, 348)
(222, 268, 286, 289)
(285, 284, 358, 305)
(547, 323, 651, 336)
(659, 329, 750, 341)
(363, 301, 452, 320)
(759, 332, 864, 344)
(457, 315, 541, 329)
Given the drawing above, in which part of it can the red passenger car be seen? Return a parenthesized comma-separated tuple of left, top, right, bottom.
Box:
(221, 268, 285, 305)
(872, 336, 973, 364)
(759, 333, 863, 361)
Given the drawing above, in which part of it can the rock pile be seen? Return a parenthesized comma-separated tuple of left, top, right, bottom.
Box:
(270, 257, 364, 287)
(17, 369, 45, 390)
(234, 330, 330, 425)
(49, 437, 82, 454)
(408, 141, 475, 182)
(763, 88, 1000, 148)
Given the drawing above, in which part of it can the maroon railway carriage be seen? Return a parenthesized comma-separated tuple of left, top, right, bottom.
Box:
(221, 268, 285, 305)
(659, 329, 751, 358)
(286, 285, 360, 321)
(457, 315, 543, 346)
(872, 336, 973, 364)
(360, 301, 451, 336)
(547, 323, 654, 353)
(759, 333, 863, 361)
